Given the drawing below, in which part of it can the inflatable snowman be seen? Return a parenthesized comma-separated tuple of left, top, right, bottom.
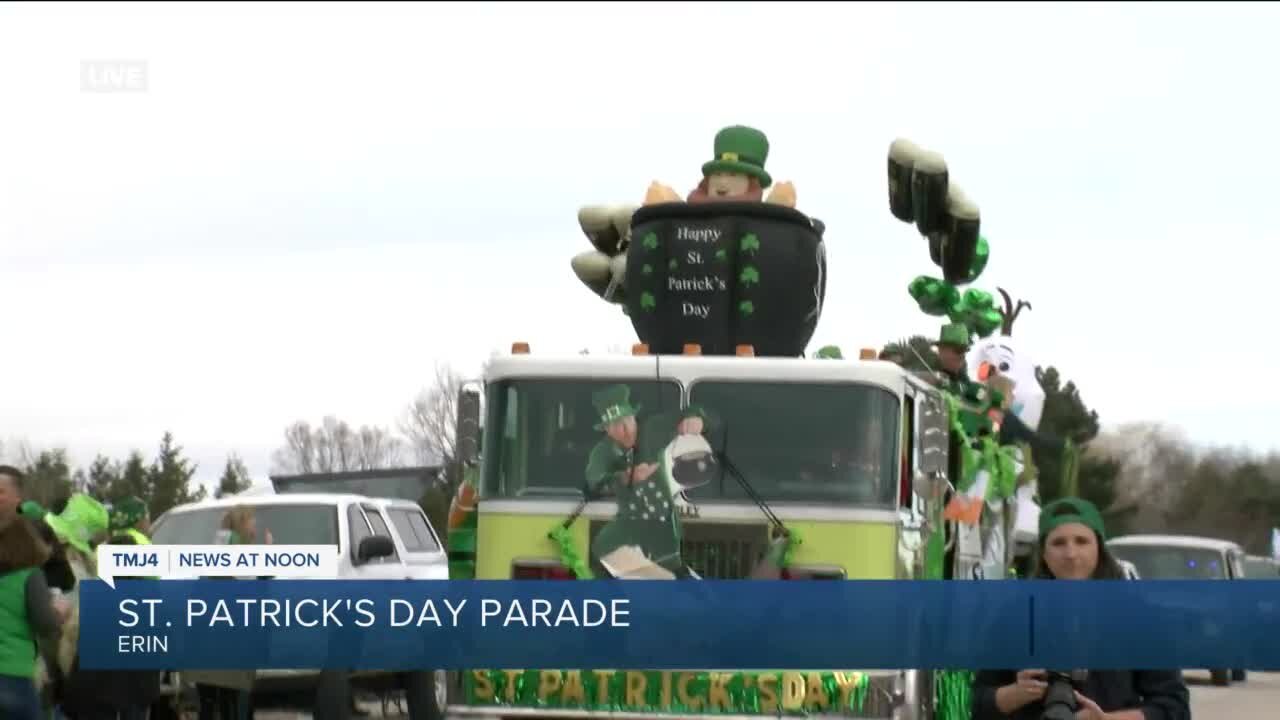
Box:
(968, 334, 1046, 563)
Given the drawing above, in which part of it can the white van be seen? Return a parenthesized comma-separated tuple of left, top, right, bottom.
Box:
(1107, 534, 1247, 687)
(148, 492, 450, 719)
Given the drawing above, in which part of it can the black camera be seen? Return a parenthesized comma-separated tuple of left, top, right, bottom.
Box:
(1041, 670, 1089, 720)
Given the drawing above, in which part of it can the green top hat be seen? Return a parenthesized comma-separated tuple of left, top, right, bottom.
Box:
(701, 125, 773, 189)
(593, 384, 642, 430)
(19, 500, 46, 521)
(45, 493, 109, 556)
(934, 322, 972, 349)
(110, 495, 149, 531)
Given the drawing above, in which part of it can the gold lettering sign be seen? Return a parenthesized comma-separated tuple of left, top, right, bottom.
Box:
(835, 672, 865, 708)
(537, 670, 562, 701)
(503, 670, 523, 703)
(758, 673, 779, 713)
(561, 671, 586, 705)
(471, 670, 494, 700)
(708, 672, 732, 711)
(464, 669, 872, 714)
(677, 672, 703, 710)
(625, 671, 647, 707)
(592, 670, 614, 705)
(804, 672, 829, 710)
(782, 672, 806, 710)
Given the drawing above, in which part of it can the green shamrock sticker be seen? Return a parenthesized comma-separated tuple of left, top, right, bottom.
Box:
(641, 232, 658, 250)
(642, 263, 653, 275)
(740, 233, 760, 254)
(668, 258, 678, 271)
(739, 266, 759, 287)
(714, 248, 727, 262)
(640, 292, 656, 311)
(738, 300, 754, 316)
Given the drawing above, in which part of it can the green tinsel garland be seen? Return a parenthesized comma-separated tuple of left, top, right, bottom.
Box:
(547, 525, 594, 579)
(935, 669, 975, 720)
(942, 393, 1017, 503)
(1059, 437, 1080, 498)
(779, 525, 804, 568)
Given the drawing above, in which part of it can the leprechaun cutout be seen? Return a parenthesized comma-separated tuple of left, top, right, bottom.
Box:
(570, 125, 796, 307)
(584, 384, 716, 579)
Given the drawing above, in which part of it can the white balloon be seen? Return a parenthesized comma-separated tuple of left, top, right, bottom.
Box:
(967, 334, 1045, 431)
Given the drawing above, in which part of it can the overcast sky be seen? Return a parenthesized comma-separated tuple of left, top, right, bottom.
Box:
(1, 2, 1276, 492)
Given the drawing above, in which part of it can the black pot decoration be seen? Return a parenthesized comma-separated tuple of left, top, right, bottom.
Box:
(624, 202, 827, 357)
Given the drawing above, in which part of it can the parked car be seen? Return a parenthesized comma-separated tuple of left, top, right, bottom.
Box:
(1243, 554, 1280, 579)
(148, 492, 450, 719)
(1107, 534, 1247, 687)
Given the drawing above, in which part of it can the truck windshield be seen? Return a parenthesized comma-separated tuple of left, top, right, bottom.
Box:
(1108, 545, 1229, 579)
(688, 380, 899, 506)
(482, 378, 684, 497)
(150, 504, 340, 546)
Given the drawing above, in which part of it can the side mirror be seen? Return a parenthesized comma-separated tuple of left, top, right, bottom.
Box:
(455, 382, 483, 467)
(356, 535, 395, 564)
(917, 392, 950, 478)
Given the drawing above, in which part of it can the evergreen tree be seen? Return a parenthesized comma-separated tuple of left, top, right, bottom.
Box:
(22, 449, 75, 507)
(110, 450, 151, 505)
(145, 432, 205, 517)
(85, 454, 121, 500)
(215, 453, 253, 499)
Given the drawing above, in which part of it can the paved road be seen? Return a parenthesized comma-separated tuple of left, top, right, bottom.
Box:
(249, 672, 1280, 718)
(1186, 669, 1280, 718)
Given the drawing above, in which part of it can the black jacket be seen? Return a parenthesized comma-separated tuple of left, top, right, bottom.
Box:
(971, 669, 1191, 720)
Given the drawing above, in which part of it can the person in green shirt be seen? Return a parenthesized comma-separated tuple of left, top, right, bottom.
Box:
(0, 474, 67, 720)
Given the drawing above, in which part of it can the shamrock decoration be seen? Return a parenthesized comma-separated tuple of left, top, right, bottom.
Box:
(740, 233, 760, 254)
(738, 300, 755, 316)
(714, 248, 727, 262)
(640, 292, 656, 311)
(739, 266, 760, 287)
(642, 232, 659, 250)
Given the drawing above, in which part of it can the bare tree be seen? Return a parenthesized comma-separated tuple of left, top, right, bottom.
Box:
(357, 425, 406, 470)
(271, 416, 406, 474)
(273, 421, 318, 474)
(399, 363, 465, 467)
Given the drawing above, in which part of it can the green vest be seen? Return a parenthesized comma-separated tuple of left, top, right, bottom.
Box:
(0, 568, 38, 678)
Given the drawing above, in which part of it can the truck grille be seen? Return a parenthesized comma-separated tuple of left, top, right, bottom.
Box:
(680, 522, 770, 579)
(587, 520, 770, 580)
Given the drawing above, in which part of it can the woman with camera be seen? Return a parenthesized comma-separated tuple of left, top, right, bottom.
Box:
(971, 497, 1192, 720)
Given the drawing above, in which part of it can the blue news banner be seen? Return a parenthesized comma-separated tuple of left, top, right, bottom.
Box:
(79, 580, 1280, 671)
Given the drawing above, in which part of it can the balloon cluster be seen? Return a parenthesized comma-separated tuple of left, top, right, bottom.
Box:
(570, 204, 638, 309)
(887, 139, 1002, 339)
